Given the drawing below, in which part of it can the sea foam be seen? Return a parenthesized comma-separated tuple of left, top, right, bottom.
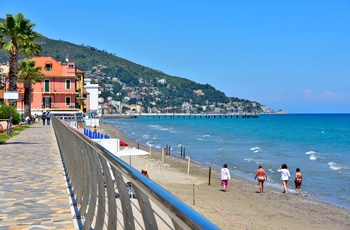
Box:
(244, 158, 261, 164)
(328, 162, 341, 171)
(306, 150, 318, 160)
(250, 147, 261, 153)
(305, 151, 316, 155)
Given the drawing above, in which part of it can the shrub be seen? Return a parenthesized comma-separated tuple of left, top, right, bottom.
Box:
(0, 103, 21, 125)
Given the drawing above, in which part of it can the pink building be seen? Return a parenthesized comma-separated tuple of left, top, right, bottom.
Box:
(15, 56, 86, 113)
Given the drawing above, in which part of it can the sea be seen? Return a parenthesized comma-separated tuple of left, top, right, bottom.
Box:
(101, 113, 350, 210)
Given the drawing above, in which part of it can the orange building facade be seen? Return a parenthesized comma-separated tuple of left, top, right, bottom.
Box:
(14, 56, 86, 114)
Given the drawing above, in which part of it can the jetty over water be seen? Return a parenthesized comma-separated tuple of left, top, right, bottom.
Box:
(101, 112, 259, 119)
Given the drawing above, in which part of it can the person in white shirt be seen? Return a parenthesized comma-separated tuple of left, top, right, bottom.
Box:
(277, 164, 291, 194)
(220, 163, 231, 192)
(25, 116, 30, 125)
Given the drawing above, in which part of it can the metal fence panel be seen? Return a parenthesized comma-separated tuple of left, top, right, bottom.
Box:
(52, 117, 219, 230)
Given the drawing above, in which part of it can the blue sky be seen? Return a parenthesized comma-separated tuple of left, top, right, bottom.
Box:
(2, 0, 350, 113)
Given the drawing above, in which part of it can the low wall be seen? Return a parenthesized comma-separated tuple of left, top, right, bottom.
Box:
(0, 121, 7, 132)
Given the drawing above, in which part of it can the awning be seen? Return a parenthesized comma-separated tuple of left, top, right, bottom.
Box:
(115, 148, 150, 157)
(120, 140, 128, 146)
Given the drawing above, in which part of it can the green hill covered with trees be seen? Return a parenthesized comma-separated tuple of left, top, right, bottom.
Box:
(0, 19, 269, 113)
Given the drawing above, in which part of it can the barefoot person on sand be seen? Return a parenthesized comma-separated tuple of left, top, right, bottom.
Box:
(220, 163, 231, 192)
(295, 168, 303, 195)
(254, 165, 268, 193)
(277, 164, 292, 194)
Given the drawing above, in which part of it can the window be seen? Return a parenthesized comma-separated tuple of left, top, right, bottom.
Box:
(65, 80, 71, 89)
(44, 80, 50, 92)
(65, 97, 71, 106)
(45, 63, 52, 71)
(43, 97, 51, 108)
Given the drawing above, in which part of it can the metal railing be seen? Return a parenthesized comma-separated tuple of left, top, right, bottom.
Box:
(52, 117, 219, 230)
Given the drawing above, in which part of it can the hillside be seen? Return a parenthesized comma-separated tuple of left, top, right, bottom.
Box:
(0, 30, 271, 113)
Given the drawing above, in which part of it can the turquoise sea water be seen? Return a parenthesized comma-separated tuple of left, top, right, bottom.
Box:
(101, 114, 350, 209)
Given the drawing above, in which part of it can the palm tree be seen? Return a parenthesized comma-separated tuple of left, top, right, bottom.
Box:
(19, 38, 43, 117)
(0, 13, 41, 108)
(18, 59, 44, 117)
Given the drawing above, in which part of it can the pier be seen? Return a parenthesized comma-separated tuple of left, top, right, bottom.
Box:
(101, 113, 259, 119)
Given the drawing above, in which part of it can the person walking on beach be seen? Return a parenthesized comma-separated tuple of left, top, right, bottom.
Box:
(254, 165, 268, 193)
(220, 163, 231, 192)
(277, 164, 291, 194)
(295, 168, 303, 195)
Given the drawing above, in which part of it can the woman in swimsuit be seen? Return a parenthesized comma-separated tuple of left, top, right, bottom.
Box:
(295, 168, 303, 195)
(254, 165, 268, 193)
(277, 164, 292, 194)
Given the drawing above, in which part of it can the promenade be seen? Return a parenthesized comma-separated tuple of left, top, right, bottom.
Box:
(0, 122, 74, 229)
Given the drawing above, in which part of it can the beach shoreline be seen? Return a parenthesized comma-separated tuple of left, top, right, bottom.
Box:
(98, 122, 350, 230)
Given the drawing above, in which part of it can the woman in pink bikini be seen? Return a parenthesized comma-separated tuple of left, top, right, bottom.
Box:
(254, 165, 268, 193)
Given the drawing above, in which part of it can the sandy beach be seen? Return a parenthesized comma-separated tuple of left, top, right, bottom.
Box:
(98, 122, 350, 230)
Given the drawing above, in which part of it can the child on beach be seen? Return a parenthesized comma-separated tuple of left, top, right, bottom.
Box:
(295, 168, 303, 195)
(220, 163, 231, 192)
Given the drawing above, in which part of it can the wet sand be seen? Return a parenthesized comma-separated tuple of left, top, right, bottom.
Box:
(98, 122, 350, 230)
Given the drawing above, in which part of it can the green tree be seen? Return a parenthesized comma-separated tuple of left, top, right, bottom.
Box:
(18, 59, 44, 117)
(0, 13, 41, 108)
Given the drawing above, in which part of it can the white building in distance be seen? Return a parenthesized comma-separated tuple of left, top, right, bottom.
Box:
(84, 78, 100, 112)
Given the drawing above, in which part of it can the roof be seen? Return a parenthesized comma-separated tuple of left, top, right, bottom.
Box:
(31, 56, 63, 76)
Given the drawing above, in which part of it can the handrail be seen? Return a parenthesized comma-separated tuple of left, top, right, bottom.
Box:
(52, 117, 219, 230)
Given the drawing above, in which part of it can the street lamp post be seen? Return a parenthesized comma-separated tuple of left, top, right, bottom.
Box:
(21, 96, 24, 116)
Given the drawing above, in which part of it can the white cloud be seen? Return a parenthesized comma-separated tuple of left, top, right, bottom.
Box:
(303, 89, 313, 97)
(319, 90, 337, 98)
(303, 89, 350, 100)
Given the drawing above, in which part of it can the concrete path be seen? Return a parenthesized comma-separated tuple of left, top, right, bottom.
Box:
(0, 122, 74, 229)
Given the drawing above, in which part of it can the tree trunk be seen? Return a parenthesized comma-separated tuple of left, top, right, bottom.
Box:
(23, 76, 31, 117)
(8, 52, 19, 108)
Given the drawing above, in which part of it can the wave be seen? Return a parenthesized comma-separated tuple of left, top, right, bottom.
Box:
(309, 155, 317, 160)
(203, 134, 210, 137)
(215, 147, 227, 153)
(250, 147, 261, 153)
(160, 127, 175, 132)
(305, 150, 318, 160)
(196, 138, 205, 141)
(305, 151, 317, 155)
(244, 158, 261, 164)
(243, 158, 268, 165)
(148, 124, 176, 133)
(146, 141, 154, 147)
(328, 162, 343, 171)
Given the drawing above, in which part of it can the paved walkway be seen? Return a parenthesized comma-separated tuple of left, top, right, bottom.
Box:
(0, 122, 74, 229)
